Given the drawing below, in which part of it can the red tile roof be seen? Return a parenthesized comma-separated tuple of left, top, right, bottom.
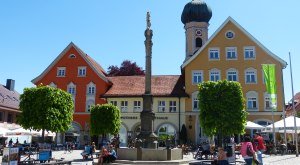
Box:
(0, 85, 20, 110)
(102, 75, 188, 97)
(285, 92, 300, 115)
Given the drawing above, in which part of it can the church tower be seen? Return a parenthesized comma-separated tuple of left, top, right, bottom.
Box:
(181, 0, 212, 61)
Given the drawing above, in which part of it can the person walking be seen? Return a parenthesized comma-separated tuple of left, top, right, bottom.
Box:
(241, 135, 256, 165)
(254, 132, 266, 165)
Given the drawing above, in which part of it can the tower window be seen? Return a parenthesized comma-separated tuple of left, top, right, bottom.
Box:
(196, 38, 202, 48)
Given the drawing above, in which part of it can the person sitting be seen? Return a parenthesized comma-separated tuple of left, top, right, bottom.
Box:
(106, 145, 117, 163)
(201, 142, 211, 159)
(217, 147, 229, 165)
(91, 142, 96, 158)
(98, 146, 109, 165)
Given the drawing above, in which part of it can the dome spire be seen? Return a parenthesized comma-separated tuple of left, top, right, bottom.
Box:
(181, 0, 212, 61)
(181, 0, 212, 24)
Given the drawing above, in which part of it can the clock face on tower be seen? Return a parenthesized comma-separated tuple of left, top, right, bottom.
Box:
(195, 29, 202, 36)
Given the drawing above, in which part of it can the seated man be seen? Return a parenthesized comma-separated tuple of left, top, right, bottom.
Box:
(106, 145, 117, 163)
(81, 145, 92, 160)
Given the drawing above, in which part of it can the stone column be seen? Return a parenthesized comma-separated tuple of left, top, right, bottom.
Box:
(138, 11, 158, 149)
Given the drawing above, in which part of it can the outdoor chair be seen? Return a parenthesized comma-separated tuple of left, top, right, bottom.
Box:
(37, 150, 52, 163)
(81, 146, 93, 160)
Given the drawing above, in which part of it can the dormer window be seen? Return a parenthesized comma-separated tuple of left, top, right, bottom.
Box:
(69, 54, 76, 58)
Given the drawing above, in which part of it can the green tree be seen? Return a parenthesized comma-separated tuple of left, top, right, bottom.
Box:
(90, 104, 121, 137)
(198, 80, 247, 146)
(107, 60, 145, 76)
(18, 85, 74, 142)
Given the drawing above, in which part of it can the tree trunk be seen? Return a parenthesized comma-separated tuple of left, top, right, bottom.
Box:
(42, 128, 45, 143)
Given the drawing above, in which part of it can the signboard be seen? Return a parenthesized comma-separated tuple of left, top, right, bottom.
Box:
(1, 147, 19, 165)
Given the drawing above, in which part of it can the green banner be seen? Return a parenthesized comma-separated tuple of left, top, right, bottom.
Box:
(262, 64, 277, 109)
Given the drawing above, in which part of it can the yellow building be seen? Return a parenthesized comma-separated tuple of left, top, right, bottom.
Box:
(181, 1, 287, 143)
(102, 76, 188, 147)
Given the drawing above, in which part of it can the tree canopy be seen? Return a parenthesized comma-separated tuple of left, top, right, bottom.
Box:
(107, 60, 145, 76)
(18, 85, 74, 140)
(198, 80, 247, 140)
(90, 104, 121, 135)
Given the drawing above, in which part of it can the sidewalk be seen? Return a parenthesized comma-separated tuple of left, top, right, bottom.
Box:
(1, 150, 300, 165)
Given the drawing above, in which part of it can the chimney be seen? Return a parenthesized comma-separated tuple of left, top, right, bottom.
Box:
(6, 79, 15, 91)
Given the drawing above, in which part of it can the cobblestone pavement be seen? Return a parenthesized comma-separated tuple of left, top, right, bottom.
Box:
(1, 150, 300, 164)
(262, 154, 300, 165)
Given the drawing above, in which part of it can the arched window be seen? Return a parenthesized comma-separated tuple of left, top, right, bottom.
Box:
(69, 54, 76, 58)
(67, 82, 76, 95)
(226, 68, 238, 81)
(196, 38, 202, 47)
(246, 91, 258, 111)
(264, 92, 276, 110)
(157, 124, 176, 136)
(87, 82, 96, 95)
(86, 99, 95, 112)
(49, 82, 57, 88)
(209, 68, 221, 81)
(245, 68, 257, 84)
(119, 125, 127, 147)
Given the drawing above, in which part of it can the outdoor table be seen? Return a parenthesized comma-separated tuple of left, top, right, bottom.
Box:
(189, 159, 216, 165)
(19, 159, 36, 164)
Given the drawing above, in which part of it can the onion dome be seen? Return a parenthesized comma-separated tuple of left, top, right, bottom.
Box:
(181, 0, 212, 24)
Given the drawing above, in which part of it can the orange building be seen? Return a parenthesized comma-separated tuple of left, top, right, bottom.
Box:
(32, 42, 111, 145)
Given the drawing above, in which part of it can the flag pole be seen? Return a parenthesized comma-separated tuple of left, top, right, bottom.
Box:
(289, 52, 299, 157)
(281, 67, 288, 150)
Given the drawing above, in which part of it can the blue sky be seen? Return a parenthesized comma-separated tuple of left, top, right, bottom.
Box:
(0, 0, 299, 103)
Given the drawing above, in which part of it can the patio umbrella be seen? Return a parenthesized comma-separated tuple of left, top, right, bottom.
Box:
(263, 116, 300, 132)
(246, 121, 264, 129)
(0, 127, 11, 137)
(5, 127, 41, 136)
(278, 129, 300, 134)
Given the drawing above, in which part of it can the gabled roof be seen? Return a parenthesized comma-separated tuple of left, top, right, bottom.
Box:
(286, 92, 300, 112)
(181, 17, 287, 69)
(102, 75, 188, 98)
(32, 42, 109, 84)
(0, 84, 20, 111)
